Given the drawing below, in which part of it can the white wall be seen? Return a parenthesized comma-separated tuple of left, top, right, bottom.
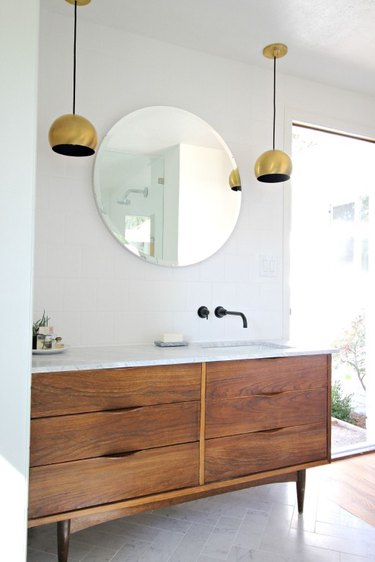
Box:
(178, 144, 240, 266)
(0, 1, 39, 559)
(34, 7, 375, 347)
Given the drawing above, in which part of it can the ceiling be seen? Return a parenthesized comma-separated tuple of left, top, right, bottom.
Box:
(42, 0, 375, 96)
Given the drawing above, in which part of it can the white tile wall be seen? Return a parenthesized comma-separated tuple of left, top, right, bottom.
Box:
(34, 8, 375, 347)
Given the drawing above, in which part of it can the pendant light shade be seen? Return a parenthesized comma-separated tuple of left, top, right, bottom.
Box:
(49, 114, 97, 156)
(254, 149, 292, 183)
(49, 0, 97, 157)
(255, 43, 292, 183)
(229, 168, 241, 191)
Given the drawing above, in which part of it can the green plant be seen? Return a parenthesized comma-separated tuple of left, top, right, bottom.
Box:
(333, 312, 366, 391)
(331, 380, 354, 423)
(32, 310, 50, 336)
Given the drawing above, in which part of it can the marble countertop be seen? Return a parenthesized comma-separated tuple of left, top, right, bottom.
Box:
(31, 340, 334, 373)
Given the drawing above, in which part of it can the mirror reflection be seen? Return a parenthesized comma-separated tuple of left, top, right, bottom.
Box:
(93, 106, 241, 266)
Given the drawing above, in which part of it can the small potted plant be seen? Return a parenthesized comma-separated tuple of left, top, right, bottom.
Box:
(32, 310, 51, 349)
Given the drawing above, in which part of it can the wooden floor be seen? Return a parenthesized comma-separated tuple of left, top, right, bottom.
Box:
(312, 453, 375, 527)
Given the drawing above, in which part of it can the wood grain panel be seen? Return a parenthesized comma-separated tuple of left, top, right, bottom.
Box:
(206, 389, 327, 438)
(205, 423, 328, 482)
(29, 443, 199, 519)
(29, 462, 328, 528)
(206, 355, 329, 401)
(31, 363, 201, 418)
(30, 401, 199, 466)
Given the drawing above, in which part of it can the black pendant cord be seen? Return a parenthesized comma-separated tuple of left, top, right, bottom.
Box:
(72, 0, 77, 115)
(272, 55, 276, 150)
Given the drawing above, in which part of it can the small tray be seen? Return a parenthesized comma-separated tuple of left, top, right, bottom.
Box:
(154, 340, 189, 348)
(32, 347, 66, 355)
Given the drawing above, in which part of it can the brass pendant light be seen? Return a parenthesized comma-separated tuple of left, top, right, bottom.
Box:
(229, 168, 241, 191)
(254, 43, 292, 183)
(49, 0, 98, 156)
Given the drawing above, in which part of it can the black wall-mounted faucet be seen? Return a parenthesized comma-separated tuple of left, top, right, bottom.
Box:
(197, 306, 210, 320)
(214, 306, 248, 328)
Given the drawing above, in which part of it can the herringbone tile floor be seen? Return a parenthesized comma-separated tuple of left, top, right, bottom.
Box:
(27, 471, 375, 562)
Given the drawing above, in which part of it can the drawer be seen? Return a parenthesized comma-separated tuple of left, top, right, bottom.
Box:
(30, 401, 199, 466)
(205, 422, 328, 483)
(206, 355, 329, 401)
(29, 442, 199, 519)
(31, 363, 201, 418)
(206, 389, 327, 438)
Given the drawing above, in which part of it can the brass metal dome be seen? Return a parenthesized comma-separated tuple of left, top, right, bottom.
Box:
(65, 0, 91, 5)
(255, 149, 292, 183)
(49, 0, 97, 157)
(49, 114, 98, 156)
(229, 168, 241, 191)
(254, 43, 292, 183)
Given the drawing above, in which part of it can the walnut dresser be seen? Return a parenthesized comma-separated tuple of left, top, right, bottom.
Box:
(30, 342, 332, 562)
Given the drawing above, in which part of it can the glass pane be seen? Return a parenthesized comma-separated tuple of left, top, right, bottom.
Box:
(291, 124, 374, 456)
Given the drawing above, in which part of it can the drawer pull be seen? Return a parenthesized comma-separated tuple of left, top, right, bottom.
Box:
(102, 450, 141, 459)
(256, 427, 285, 434)
(107, 407, 143, 414)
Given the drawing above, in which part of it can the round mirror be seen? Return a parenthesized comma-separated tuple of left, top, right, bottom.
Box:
(93, 106, 241, 266)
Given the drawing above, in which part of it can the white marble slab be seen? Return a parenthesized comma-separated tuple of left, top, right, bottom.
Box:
(31, 340, 334, 373)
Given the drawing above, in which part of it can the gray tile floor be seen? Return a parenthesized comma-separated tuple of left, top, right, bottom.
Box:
(27, 472, 375, 562)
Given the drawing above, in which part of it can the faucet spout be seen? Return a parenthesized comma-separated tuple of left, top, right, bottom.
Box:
(214, 306, 248, 328)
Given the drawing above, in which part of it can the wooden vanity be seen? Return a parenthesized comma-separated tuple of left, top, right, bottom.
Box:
(28, 353, 331, 562)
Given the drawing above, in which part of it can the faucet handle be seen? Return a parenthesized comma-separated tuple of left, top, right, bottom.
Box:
(197, 306, 210, 320)
(214, 306, 227, 318)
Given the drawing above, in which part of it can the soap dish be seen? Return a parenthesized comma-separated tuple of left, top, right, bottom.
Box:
(154, 340, 189, 348)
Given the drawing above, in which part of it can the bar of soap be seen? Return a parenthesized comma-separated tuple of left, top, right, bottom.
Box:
(160, 333, 184, 343)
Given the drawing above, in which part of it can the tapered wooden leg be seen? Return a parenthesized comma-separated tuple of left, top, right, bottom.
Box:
(57, 520, 71, 562)
(296, 469, 306, 513)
